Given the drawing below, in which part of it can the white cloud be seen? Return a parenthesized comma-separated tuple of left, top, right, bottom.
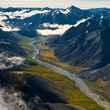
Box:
(37, 23, 73, 36)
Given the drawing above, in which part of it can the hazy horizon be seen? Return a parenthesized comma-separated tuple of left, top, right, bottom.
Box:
(0, 0, 110, 9)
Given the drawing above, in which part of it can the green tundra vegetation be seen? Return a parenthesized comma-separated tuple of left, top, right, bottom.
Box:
(85, 79, 110, 102)
(13, 63, 105, 110)
(19, 37, 33, 53)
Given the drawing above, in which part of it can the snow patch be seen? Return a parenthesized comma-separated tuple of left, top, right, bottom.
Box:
(0, 15, 8, 21)
(60, 9, 70, 15)
(73, 17, 90, 27)
(0, 53, 25, 70)
(100, 15, 104, 19)
(0, 21, 20, 32)
(0, 9, 50, 20)
(7, 57, 25, 65)
(0, 89, 28, 110)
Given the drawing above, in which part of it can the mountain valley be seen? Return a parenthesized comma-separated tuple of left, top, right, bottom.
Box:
(0, 6, 110, 110)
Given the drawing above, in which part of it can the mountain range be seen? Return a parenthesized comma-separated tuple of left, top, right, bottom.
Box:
(0, 6, 110, 110)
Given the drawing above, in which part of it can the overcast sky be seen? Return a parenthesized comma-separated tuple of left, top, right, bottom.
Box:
(0, 0, 110, 9)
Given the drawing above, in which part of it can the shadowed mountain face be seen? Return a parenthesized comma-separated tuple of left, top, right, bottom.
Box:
(0, 29, 26, 56)
(48, 18, 110, 69)
(101, 26, 110, 66)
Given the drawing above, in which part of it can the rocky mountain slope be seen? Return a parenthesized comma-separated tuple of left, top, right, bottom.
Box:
(48, 17, 110, 68)
(0, 70, 79, 110)
(0, 29, 27, 70)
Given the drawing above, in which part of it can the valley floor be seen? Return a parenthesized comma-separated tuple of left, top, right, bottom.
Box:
(30, 39, 110, 110)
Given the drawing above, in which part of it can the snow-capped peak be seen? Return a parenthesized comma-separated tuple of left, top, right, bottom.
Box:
(60, 9, 70, 15)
